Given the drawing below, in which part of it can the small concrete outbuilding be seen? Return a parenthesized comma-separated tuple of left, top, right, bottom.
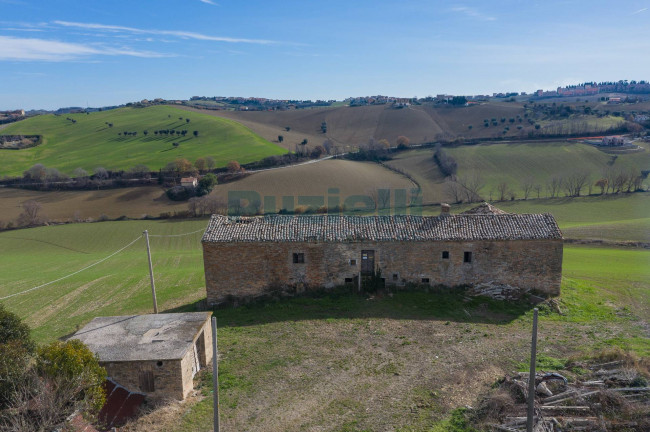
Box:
(72, 312, 212, 400)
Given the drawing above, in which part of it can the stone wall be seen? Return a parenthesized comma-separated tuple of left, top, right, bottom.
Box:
(102, 317, 214, 400)
(101, 359, 185, 400)
(203, 239, 563, 304)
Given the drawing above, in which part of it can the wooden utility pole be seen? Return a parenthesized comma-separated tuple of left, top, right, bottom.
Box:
(527, 308, 539, 432)
(143, 230, 158, 314)
(212, 317, 220, 432)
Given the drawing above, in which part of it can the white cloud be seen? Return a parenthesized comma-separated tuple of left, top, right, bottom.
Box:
(632, 7, 648, 14)
(199, 0, 218, 5)
(0, 36, 167, 61)
(53, 20, 277, 45)
(450, 6, 496, 21)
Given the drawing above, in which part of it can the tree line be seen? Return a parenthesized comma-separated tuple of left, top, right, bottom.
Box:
(443, 167, 645, 204)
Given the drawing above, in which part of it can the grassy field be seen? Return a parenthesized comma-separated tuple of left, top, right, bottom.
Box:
(0, 218, 647, 431)
(0, 105, 285, 176)
(0, 219, 208, 341)
(387, 141, 650, 205)
(432, 193, 650, 243)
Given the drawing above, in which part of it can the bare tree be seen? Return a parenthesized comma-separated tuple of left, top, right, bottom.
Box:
(521, 177, 535, 200)
(458, 172, 485, 203)
(204, 195, 226, 215)
(205, 156, 216, 170)
(322, 139, 333, 155)
(72, 167, 88, 179)
(17, 200, 43, 226)
(546, 176, 562, 198)
(563, 171, 589, 197)
(624, 168, 640, 193)
(23, 164, 47, 182)
(93, 167, 108, 180)
(444, 178, 464, 203)
(533, 183, 542, 199)
(496, 182, 509, 201)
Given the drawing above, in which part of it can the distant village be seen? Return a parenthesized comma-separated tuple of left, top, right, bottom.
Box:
(4, 79, 650, 117)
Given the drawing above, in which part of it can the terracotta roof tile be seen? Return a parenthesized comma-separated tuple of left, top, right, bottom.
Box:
(202, 206, 562, 243)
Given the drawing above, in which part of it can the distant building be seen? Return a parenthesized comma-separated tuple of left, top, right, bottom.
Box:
(181, 177, 198, 187)
(601, 136, 626, 147)
(202, 204, 563, 305)
(72, 312, 213, 400)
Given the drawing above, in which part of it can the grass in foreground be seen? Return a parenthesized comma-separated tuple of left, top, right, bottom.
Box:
(0, 105, 285, 176)
(0, 213, 647, 431)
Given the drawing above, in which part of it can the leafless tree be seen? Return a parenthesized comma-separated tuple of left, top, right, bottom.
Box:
(23, 164, 47, 181)
(624, 169, 640, 193)
(562, 171, 590, 197)
(458, 172, 485, 203)
(546, 176, 562, 198)
(444, 178, 464, 203)
(94, 167, 108, 180)
(203, 195, 226, 214)
(533, 184, 542, 199)
(72, 167, 88, 179)
(322, 139, 333, 155)
(521, 177, 535, 200)
(496, 182, 509, 201)
(17, 200, 43, 226)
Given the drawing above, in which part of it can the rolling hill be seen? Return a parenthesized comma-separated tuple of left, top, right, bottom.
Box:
(0, 105, 286, 176)
(180, 101, 628, 151)
(386, 141, 650, 204)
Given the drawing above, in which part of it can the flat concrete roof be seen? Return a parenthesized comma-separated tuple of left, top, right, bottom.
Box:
(71, 312, 211, 362)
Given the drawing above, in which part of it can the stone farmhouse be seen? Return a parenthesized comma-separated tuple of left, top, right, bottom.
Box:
(202, 203, 563, 305)
(72, 312, 212, 400)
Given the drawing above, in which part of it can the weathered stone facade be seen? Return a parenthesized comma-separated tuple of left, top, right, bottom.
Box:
(73, 313, 213, 400)
(202, 205, 563, 304)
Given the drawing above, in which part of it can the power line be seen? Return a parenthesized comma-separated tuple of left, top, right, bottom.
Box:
(148, 228, 205, 237)
(0, 236, 142, 301)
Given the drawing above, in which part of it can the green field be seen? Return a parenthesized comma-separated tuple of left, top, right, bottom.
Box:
(432, 193, 650, 243)
(0, 219, 208, 341)
(0, 105, 286, 176)
(0, 216, 647, 431)
(388, 141, 650, 204)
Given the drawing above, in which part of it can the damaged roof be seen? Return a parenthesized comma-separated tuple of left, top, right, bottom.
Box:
(71, 312, 211, 362)
(202, 204, 562, 243)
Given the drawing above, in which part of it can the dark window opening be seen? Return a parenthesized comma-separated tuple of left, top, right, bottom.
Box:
(393, 273, 398, 281)
(421, 278, 430, 284)
(156, 361, 163, 367)
(442, 251, 449, 259)
(464, 251, 472, 263)
(293, 253, 304, 264)
(344, 277, 354, 284)
(350, 259, 357, 266)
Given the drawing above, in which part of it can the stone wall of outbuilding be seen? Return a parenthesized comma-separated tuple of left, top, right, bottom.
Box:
(203, 239, 563, 305)
(101, 317, 213, 400)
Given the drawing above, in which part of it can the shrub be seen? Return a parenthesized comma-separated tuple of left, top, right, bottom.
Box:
(166, 185, 195, 201)
(36, 340, 107, 413)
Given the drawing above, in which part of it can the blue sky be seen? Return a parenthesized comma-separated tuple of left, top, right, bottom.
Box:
(1, 0, 649, 110)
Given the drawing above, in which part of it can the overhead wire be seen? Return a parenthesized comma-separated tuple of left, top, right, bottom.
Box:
(148, 228, 205, 237)
(1, 226, 206, 301)
(0, 235, 143, 301)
